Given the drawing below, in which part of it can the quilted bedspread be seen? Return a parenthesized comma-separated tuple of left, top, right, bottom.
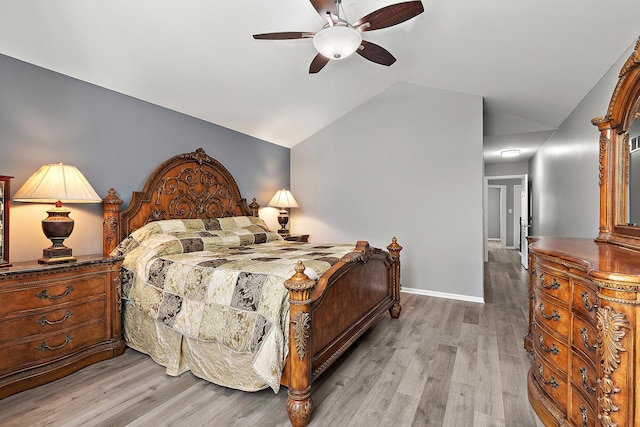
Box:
(113, 217, 355, 391)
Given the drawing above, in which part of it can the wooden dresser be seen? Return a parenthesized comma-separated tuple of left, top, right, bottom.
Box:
(525, 38, 640, 426)
(525, 237, 640, 426)
(0, 255, 124, 398)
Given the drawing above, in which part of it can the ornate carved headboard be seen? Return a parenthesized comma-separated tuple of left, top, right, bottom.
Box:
(102, 148, 259, 256)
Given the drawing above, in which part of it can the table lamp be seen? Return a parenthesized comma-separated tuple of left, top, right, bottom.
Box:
(13, 163, 102, 264)
(268, 189, 299, 235)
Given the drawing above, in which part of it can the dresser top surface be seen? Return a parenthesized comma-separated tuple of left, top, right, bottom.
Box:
(529, 236, 640, 280)
(0, 254, 122, 277)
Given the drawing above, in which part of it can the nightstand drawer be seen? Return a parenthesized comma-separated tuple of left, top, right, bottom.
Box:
(0, 299, 106, 343)
(0, 274, 107, 315)
(0, 320, 108, 374)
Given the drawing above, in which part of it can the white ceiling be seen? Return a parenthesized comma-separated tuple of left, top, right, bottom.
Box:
(1, 1, 639, 164)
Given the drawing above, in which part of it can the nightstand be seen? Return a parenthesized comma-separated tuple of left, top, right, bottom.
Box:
(0, 254, 124, 398)
(283, 234, 310, 243)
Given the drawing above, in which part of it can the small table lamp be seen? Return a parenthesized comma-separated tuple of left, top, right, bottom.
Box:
(13, 163, 102, 264)
(268, 189, 299, 235)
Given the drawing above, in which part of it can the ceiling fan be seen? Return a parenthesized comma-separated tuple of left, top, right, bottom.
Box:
(253, 0, 424, 74)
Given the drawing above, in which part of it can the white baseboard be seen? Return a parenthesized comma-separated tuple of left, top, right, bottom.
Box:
(402, 286, 485, 304)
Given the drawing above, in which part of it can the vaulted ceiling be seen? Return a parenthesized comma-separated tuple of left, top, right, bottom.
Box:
(1, 1, 639, 164)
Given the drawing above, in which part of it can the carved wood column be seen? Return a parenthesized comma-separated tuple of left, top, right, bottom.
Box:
(284, 261, 315, 427)
(387, 236, 402, 319)
(595, 280, 637, 427)
(102, 188, 123, 257)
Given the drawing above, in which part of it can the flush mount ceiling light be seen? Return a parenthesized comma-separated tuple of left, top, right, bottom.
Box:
(500, 149, 521, 158)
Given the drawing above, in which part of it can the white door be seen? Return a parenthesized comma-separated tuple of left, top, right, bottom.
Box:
(514, 185, 522, 250)
(520, 175, 529, 268)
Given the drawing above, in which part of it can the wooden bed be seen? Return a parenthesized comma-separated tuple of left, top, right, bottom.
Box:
(101, 148, 402, 427)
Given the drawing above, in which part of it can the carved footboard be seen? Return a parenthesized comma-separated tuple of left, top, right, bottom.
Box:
(283, 238, 402, 427)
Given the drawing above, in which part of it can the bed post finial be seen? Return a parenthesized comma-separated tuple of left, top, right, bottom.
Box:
(284, 261, 315, 427)
(387, 237, 402, 319)
(249, 197, 260, 217)
(103, 188, 123, 257)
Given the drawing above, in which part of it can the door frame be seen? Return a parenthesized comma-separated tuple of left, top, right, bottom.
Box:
(484, 174, 529, 263)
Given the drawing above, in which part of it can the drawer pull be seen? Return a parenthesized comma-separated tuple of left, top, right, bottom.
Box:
(538, 364, 559, 388)
(36, 310, 73, 326)
(539, 303, 561, 321)
(580, 405, 588, 427)
(580, 327, 597, 352)
(579, 366, 596, 394)
(538, 334, 559, 355)
(581, 291, 598, 312)
(36, 286, 74, 300)
(540, 273, 560, 290)
(36, 335, 73, 351)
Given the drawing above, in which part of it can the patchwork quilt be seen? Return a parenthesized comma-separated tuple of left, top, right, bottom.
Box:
(113, 217, 355, 391)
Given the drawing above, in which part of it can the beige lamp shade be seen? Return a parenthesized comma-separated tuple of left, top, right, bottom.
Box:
(268, 189, 299, 209)
(13, 163, 101, 203)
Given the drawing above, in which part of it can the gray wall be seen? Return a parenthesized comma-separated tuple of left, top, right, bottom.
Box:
(0, 54, 290, 262)
(487, 187, 501, 239)
(485, 161, 528, 177)
(529, 43, 636, 238)
(291, 82, 485, 301)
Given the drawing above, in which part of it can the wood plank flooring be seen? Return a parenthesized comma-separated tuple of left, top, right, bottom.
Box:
(0, 242, 539, 426)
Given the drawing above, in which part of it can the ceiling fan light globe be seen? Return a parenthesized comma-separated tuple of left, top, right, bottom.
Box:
(313, 25, 362, 60)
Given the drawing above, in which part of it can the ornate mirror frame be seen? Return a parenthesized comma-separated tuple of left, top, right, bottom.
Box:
(593, 37, 640, 249)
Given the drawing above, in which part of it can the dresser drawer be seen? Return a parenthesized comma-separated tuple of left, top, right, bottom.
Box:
(534, 295, 570, 339)
(0, 298, 106, 343)
(0, 274, 107, 315)
(534, 323, 568, 372)
(532, 359, 568, 408)
(0, 320, 108, 374)
(534, 263, 570, 303)
(572, 280, 598, 321)
(570, 385, 596, 427)
(571, 316, 597, 360)
(570, 351, 597, 408)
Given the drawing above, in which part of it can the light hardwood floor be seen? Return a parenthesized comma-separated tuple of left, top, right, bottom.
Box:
(0, 242, 539, 426)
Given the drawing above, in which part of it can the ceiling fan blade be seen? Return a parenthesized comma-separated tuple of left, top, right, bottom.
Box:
(309, 54, 330, 74)
(253, 32, 314, 40)
(356, 40, 396, 66)
(353, 1, 424, 32)
(309, 0, 338, 18)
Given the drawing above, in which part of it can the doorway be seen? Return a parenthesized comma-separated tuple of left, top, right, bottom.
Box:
(484, 174, 529, 267)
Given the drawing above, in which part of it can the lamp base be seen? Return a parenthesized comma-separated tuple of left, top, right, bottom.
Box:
(277, 210, 290, 235)
(39, 246, 76, 264)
